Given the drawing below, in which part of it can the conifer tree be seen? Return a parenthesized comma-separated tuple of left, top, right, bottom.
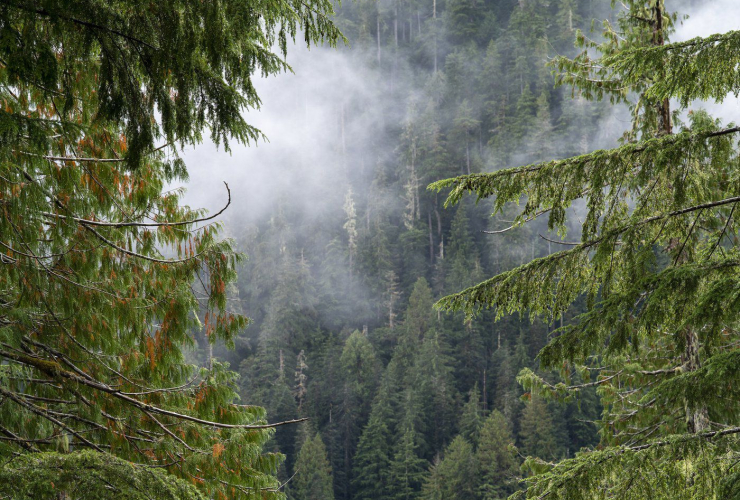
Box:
(528, 91, 555, 162)
(338, 330, 380, 497)
(420, 436, 478, 500)
(352, 386, 395, 500)
(476, 410, 519, 500)
(389, 424, 428, 500)
(518, 395, 558, 461)
(404, 278, 437, 344)
(431, 0, 740, 497)
(459, 385, 484, 445)
(292, 432, 335, 500)
(0, 1, 341, 498)
(341, 330, 381, 414)
(445, 203, 484, 293)
(410, 328, 459, 453)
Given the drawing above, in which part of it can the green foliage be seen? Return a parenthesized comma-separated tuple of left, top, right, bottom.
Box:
(420, 436, 478, 500)
(477, 410, 519, 500)
(458, 385, 484, 444)
(0, 451, 207, 500)
(389, 425, 428, 500)
(341, 330, 381, 401)
(519, 396, 558, 461)
(292, 432, 335, 500)
(429, 1, 740, 498)
(352, 389, 394, 500)
(0, 1, 341, 498)
(0, 0, 343, 167)
(190, 0, 651, 498)
(431, 122, 740, 322)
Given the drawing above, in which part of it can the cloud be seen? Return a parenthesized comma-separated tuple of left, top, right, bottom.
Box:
(674, 0, 740, 124)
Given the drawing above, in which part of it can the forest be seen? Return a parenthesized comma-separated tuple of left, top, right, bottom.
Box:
(1, 0, 739, 499)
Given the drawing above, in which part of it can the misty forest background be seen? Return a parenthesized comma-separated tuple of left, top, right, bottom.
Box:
(179, 0, 723, 499)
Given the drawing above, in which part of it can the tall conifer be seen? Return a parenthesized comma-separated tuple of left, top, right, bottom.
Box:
(431, 0, 740, 497)
(0, 1, 341, 497)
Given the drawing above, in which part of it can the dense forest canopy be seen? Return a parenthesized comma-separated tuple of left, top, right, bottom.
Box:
(2, 0, 740, 499)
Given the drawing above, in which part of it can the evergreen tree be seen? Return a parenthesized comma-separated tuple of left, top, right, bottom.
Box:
(352, 386, 395, 500)
(476, 410, 519, 500)
(410, 329, 459, 454)
(404, 278, 437, 345)
(0, 1, 341, 498)
(518, 395, 558, 461)
(389, 424, 428, 500)
(450, 99, 481, 176)
(445, 203, 484, 293)
(458, 385, 484, 445)
(293, 432, 335, 500)
(420, 436, 478, 500)
(445, 0, 484, 45)
(431, 0, 740, 497)
(339, 330, 381, 497)
(528, 91, 555, 162)
(341, 330, 381, 403)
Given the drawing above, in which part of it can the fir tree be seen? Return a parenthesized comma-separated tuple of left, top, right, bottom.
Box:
(338, 330, 380, 496)
(389, 424, 428, 500)
(431, 0, 740, 497)
(420, 436, 478, 500)
(518, 395, 558, 461)
(292, 432, 335, 500)
(476, 410, 519, 500)
(352, 386, 395, 500)
(341, 330, 381, 413)
(458, 385, 484, 445)
(410, 329, 459, 454)
(0, 1, 341, 498)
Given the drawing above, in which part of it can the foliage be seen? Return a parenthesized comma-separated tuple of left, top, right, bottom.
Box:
(0, 0, 341, 498)
(430, 1, 740, 498)
(292, 432, 335, 500)
(420, 436, 478, 500)
(199, 0, 623, 498)
(476, 410, 519, 500)
(0, 451, 207, 500)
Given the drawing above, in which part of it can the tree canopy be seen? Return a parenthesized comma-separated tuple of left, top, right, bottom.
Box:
(431, 0, 740, 498)
(0, 1, 341, 498)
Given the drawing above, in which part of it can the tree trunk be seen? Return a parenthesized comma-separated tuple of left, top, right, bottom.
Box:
(394, 1, 398, 48)
(651, 1, 703, 433)
(653, 1, 672, 135)
(432, 0, 437, 73)
(377, 5, 381, 66)
(466, 141, 471, 175)
(683, 328, 709, 433)
(428, 211, 434, 262)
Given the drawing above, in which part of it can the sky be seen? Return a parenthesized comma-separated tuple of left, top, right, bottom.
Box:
(674, 0, 740, 124)
(177, 1, 740, 220)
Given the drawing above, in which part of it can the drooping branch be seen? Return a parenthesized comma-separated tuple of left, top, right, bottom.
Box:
(41, 183, 231, 229)
(436, 194, 740, 316)
(0, 348, 307, 431)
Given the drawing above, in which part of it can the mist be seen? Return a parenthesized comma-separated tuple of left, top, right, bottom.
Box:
(178, 0, 739, 227)
(171, 2, 740, 497)
(675, 0, 740, 123)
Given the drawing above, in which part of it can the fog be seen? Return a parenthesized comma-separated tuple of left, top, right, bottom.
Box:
(170, 4, 740, 493)
(177, 42, 392, 228)
(178, 1, 739, 224)
(675, 0, 740, 123)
